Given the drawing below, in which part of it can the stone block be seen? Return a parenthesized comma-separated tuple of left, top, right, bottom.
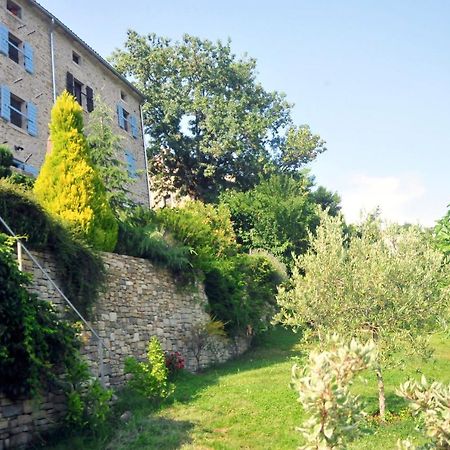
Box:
(2, 404, 22, 418)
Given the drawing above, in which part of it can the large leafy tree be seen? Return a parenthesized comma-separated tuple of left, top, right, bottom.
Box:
(34, 92, 118, 251)
(219, 174, 340, 266)
(276, 212, 450, 420)
(111, 33, 326, 202)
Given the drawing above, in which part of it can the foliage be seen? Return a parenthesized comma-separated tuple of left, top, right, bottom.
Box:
(85, 97, 136, 213)
(34, 91, 118, 251)
(310, 185, 341, 217)
(165, 351, 185, 378)
(220, 174, 322, 266)
(156, 200, 238, 271)
(435, 208, 450, 258)
(184, 320, 228, 371)
(124, 337, 174, 400)
(0, 232, 81, 399)
(114, 206, 192, 276)
(111, 33, 326, 201)
(291, 335, 377, 449)
(397, 376, 450, 449)
(0, 144, 13, 178)
(0, 179, 104, 316)
(276, 211, 450, 418)
(64, 357, 113, 433)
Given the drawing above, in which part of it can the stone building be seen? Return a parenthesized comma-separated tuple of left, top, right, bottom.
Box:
(0, 0, 150, 205)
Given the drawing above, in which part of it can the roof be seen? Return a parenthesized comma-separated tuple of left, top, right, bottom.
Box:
(29, 0, 145, 102)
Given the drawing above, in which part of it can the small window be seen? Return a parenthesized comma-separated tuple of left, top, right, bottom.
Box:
(72, 51, 80, 64)
(7, 0, 22, 18)
(10, 94, 24, 128)
(8, 33, 21, 64)
(120, 90, 127, 102)
(123, 109, 129, 131)
(73, 79, 83, 106)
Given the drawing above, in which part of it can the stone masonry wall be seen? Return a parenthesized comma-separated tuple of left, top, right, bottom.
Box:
(0, 250, 250, 448)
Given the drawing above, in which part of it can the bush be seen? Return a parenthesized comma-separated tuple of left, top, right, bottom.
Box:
(34, 91, 118, 251)
(115, 206, 192, 277)
(165, 351, 185, 378)
(64, 358, 113, 433)
(0, 145, 13, 178)
(124, 337, 174, 400)
(291, 335, 377, 449)
(0, 180, 104, 316)
(397, 376, 450, 449)
(0, 233, 81, 399)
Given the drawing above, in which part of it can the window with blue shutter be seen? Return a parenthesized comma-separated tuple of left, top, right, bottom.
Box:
(0, 85, 11, 121)
(130, 115, 138, 139)
(27, 102, 37, 136)
(0, 24, 8, 56)
(23, 42, 34, 74)
(125, 150, 137, 178)
(117, 104, 125, 129)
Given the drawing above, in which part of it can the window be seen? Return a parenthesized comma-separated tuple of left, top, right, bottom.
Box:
(72, 51, 80, 64)
(66, 72, 94, 112)
(0, 25, 34, 73)
(117, 104, 139, 138)
(73, 79, 83, 106)
(8, 32, 20, 64)
(6, 0, 22, 19)
(0, 85, 38, 136)
(10, 94, 23, 128)
(124, 150, 137, 178)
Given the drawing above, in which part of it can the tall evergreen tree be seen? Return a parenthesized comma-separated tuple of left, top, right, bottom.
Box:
(34, 92, 118, 251)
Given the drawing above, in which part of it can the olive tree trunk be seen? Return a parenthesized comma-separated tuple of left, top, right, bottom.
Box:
(376, 366, 386, 421)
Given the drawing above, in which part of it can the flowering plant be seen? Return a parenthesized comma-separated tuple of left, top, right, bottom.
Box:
(165, 351, 185, 377)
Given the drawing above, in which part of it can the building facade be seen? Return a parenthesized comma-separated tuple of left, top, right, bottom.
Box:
(0, 0, 150, 205)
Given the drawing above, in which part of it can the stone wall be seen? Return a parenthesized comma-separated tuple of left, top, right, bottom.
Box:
(0, 250, 251, 448)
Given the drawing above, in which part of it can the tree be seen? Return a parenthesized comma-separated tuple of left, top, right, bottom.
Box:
(34, 92, 118, 251)
(276, 211, 450, 420)
(220, 174, 325, 266)
(435, 206, 450, 257)
(0, 145, 13, 178)
(85, 97, 135, 213)
(111, 32, 326, 202)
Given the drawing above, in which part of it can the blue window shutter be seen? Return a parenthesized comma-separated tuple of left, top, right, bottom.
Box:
(117, 104, 125, 129)
(27, 102, 38, 136)
(0, 24, 8, 56)
(125, 150, 137, 178)
(130, 115, 138, 139)
(0, 85, 11, 121)
(23, 42, 34, 74)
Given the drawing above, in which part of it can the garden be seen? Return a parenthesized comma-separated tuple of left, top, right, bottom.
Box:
(0, 31, 449, 450)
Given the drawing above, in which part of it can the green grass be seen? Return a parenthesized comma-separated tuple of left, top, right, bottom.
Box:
(38, 328, 450, 450)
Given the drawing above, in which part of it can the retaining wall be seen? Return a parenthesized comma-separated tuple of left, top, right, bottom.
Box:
(0, 251, 251, 448)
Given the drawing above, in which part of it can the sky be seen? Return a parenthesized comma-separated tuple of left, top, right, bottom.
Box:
(38, 0, 450, 226)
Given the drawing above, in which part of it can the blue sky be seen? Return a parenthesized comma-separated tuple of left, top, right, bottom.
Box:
(39, 0, 450, 226)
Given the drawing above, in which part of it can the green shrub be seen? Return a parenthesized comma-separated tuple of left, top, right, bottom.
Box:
(291, 335, 377, 449)
(0, 232, 81, 399)
(124, 337, 174, 400)
(115, 206, 192, 276)
(0, 179, 104, 316)
(64, 357, 113, 433)
(34, 91, 118, 251)
(397, 376, 450, 449)
(0, 145, 13, 178)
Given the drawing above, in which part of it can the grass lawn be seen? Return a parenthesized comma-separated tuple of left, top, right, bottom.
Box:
(39, 328, 450, 450)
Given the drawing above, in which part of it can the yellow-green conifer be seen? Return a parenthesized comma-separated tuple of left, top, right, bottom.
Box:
(34, 91, 118, 251)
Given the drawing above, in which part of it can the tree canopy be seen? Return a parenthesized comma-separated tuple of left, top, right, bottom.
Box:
(111, 32, 326, 202)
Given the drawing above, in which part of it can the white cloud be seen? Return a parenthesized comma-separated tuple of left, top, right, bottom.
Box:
(340, 172, 433, 226)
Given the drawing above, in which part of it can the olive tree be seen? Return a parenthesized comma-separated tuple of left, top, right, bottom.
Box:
(276, 212, 449, 420)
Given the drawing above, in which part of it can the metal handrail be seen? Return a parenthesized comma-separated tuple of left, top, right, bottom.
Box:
(0, 214, 109, 386)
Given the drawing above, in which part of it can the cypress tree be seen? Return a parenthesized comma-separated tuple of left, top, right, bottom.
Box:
(34, 91, 118, 251)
